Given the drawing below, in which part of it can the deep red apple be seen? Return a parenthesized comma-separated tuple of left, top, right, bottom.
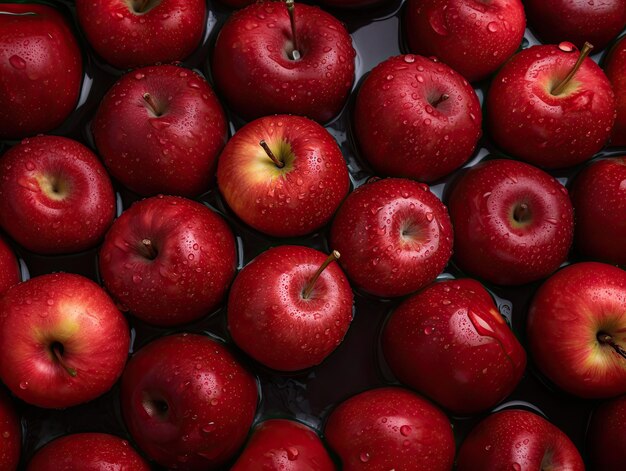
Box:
(588, 395, 626, 470)
(457, 409, 584, 470)
(527, 262, 626, 398)
(383, 278, 526, 415)
(228, 245, 353, 371)
(524, 0, 626, 51)
(26, 433, 150, 470)
(354, 54, 482, 182)
(0, 273, 129, 408)
(0, 236, 20, 296)
(231, 419, 336, 470)
(92, 64, 227, 197)
(121, 333, 258, 470)
(605, 35, 626, 146)
(330, 178, 453, 298)
(0, 3, 82, 140)
(100, 195, 236, 327)
(570, 156, 626, 265)
(448, 159, 574, 285)
(76, 0, 206, 69)
(324, 387, 455, 471)
(217, 115, 350, 237)
(0, 389, 20, 471)
(212, 1, 356, 123)
(487, 43, 616, 169)
(0, 135, 116, 255)
(404, 0, 526, 82)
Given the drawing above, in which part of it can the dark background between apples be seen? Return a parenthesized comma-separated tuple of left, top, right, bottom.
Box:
(1, 0, 625, 469)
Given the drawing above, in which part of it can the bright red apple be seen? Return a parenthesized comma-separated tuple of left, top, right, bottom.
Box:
(404, 0, 526, 82)
(0, 236, 20, 296)
(487, 42, 616, 169)
(212, 1, 356, 123)
(527, 262, 626, 398)
(100, 195, 236, 327)
(121, 333, 258, 470)
(0, 135, 116, 255)
(457, 409, 584, 470)
(354, 54, 482, 182)
(217, 115, 350, 237)
(92, 64, 227, 197)
(0, 3, 82, 140)
(330, 178, 453, 298)
(0, 273, 130, 408)
(76, 0, 206, 69)
(0, 389, 20, 471)
(605, 35, 626, 146)
(448, 159, 574, 285)
(228, 245, 353, 371)
(588, 395, 626, 470)
(324, 387, 455, 471)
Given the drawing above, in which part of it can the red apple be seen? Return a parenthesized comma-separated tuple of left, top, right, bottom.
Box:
(100, 195, 236, 326)
(217, 115, 350, 237)
(26, 433, 150, 470)
(121, 333, 258, 470)
(76, 0, 206, 69)
(0, 3, 82, 140)
(448, 159, 574, 285)
(212, 1, 356, 123)
(605, 35, 626, 146)
(92, 64, 227, 197)
(527, 262, 626, 398)
(0, 273, 129, 408)
(457, 409, 584, 470)
(404, 0, 526, 82)
(588, 395, 626, 470)
(0, 236, 20, 296)
(330, 178, 453, 298)
(324, 387, 455, 471)
(231, 419, 336, 470)
(228, 245, 353, 371)
(487, 43, 616, 169)
(0, 389, 20, 471)
(570, 156, 626, 265)
(0, 135, 115, 255)
(354, 54, 482, 181)
(382, 278, 526, 415)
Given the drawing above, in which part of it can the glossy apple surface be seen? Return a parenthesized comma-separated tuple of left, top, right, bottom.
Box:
(588, 395, 626, 470)
(92, 65, 227, 197)
(121, 333, 258, 470)
(100, 195, 236, 326)
(0, 236, 20, 296)
(0, 389, 20, 471)
(605, 35, 626, 146)
(0, 273, 129, 408)
(354, 54, 481, 181)
(217, 115, 350, 237)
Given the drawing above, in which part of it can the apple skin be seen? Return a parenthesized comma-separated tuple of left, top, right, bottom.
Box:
(527, 262, 626, 398)
(383, 278, 526, 415)
(228, 245, 353, 371)
(0, 3, 82, 140)
(588, 395, 626, 470)
(0, 135, 116, 255)
(76, 0, 206, 70)
(212, 2, 356, 123)
(354, 54, 482, 182)
(524, 0, 626, 51)
(0, 273, 130, 409)
(330, 178, 453, 298)
(487, 44, 616, 169)
(457, 409, 584, 471)
(324, 387, 455, 471)
(100, 195, 236, 327)
(0, 389, 20, 471)
(231, 419, 336, 470)
(92, 64, 227, 197)
(404, 0, 526, 82)
(217, 115, 350, 237)
(0, 236, 20, 296)
(121, 333, 258, 471)
(605, 35, 626, 146)
(448, 159, 574, 285)
(570, 156, 626, 265)
(25, 433, 151, 471)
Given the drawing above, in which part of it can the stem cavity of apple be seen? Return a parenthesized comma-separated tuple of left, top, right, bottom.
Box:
(142, 93, 162, 117)
(431, 94, 450, 107)
(259, 140, 285, 168)
(513, 203, 531, 223)
(302, 250, 341, 299)
(286, 0, 301, 61)
(141, 238, 158, 260)
(51, 342, 77, 377)
(598, 333, 626, 360)
(551, 42, 594, 96)
(133, 0, 150, 13)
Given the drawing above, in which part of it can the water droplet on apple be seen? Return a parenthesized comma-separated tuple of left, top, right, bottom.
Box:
(359, 452, 370, 463)
(286, 447, 299, 460)
(9, 55, 26, 70)
(558, 41, 575, 52)
(400, 425, 411, 436)
(487, 22, 498, 32)
(19, 381, 28, 390)
(424, 327, 433, 335)
(512, 463, 522, 471)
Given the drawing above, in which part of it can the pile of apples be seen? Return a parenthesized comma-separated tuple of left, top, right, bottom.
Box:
(0, 0, 625, 469)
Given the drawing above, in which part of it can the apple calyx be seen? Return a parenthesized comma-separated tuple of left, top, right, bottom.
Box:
(302, 250, 340, 299)
(598, 333, 626, 360)
(430, 94, 450, 107)
(51, 342, 77, 377)
(551, 42, 594, 96)
(140, 238, 158, 260)
(142, 93, 162, 117)
(513, 202, 531, 223)
(286, 0, 301, 60)
(259, 140, 285, 168)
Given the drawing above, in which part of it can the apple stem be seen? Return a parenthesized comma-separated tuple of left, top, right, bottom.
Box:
(598, 333, 626, 360)
(142, 93, 161, 117)
(286, 0, 300, 60)
(141, 238, 158, 260)
(302, 250, 341, 299)
(52, 344, 77, 377)
(259, 140, 285, 168)
(431, 94, 450, 107)
(551, 42, 594, 96)
(513, 203, 531, 223)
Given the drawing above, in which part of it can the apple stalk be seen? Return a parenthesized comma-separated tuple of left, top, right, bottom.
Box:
(142, 93, 162, 117)
(598, 333, 626, 360)
(552, 42, 594, 96)
(52, 343, 77, 377)
(302, 251, 340, 299)
(141, 238, 158, 260)
(286, 0, 300, 60)
(259, 140, 285, 168)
